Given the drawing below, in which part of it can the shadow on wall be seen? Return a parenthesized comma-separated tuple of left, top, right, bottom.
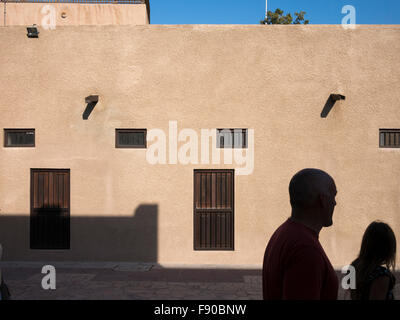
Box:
(0, 204, 158, 262)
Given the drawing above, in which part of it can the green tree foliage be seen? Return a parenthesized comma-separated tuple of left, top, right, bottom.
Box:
(293, 11, 309, 24)
(260, 9, 310, 25)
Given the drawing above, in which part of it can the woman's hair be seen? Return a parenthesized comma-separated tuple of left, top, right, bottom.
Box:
(350, 221, 397, 299)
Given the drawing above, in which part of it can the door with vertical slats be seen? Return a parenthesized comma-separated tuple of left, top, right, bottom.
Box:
(30, 169, 70, 249)
(194, 169, 234, 250)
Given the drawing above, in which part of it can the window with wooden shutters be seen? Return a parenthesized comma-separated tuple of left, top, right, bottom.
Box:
(4, 129, 35, 147)
(217, 129, 247, 148)
(379, 129, 400, 148)
(116, 129, 147, 148)
(194, 169, 234, 250)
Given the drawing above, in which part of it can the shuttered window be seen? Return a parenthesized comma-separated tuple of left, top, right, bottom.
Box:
(194, 169, 234, 250)
(379, 129, 400, 148)
(116, 129, 147, 148)
(217, 129, 247, 148)
(4, 129, 35, 147)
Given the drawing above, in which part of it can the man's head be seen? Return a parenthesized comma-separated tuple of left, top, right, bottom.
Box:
(289, 168, 337, 228)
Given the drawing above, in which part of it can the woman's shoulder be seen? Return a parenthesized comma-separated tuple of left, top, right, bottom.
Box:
(368, 266, 395, 284)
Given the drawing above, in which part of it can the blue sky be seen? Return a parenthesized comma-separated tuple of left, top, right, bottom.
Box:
(150, 0, 400, 25)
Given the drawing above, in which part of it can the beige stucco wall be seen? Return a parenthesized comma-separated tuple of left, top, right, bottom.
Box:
(0, 25, 399, 268)
(2, 3, 149, 26)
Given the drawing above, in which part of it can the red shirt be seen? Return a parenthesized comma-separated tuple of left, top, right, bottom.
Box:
(262, 218, 338, 300)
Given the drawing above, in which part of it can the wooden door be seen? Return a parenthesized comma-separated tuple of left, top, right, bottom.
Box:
(194, 169, 234, 250)
(30, 169, 70, 249)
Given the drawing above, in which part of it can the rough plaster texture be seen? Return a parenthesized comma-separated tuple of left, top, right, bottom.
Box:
(2, 3, 149, 26)
(0, 25, 399, 268)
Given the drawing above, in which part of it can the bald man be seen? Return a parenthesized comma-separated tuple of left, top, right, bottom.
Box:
(262, 168, 339, 300)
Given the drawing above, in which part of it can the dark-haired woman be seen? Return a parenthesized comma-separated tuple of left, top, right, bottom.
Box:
(350, 221, 397, 300)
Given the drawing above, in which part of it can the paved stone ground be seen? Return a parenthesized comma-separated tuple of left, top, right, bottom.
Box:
(1, 263, 263, 300)
(1, 262, 399, 300)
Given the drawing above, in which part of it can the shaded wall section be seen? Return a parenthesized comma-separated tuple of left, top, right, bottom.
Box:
(0, 205, 158, 261)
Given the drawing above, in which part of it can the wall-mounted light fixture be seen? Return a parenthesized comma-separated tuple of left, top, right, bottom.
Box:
(321, 93, 346, 118)
(83, 95, 99, 120)
(27, 25, 39, 38)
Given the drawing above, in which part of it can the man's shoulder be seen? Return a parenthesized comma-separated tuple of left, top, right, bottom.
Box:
(272, 219, 318, 246)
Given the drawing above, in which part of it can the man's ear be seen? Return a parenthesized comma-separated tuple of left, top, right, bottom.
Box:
(318, 194, 326, 208)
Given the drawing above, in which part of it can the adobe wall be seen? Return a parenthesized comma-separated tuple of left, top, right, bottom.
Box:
(0, 25, 399, 268)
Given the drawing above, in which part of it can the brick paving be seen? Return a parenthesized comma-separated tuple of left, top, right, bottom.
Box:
(1, 262, 399, 300)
